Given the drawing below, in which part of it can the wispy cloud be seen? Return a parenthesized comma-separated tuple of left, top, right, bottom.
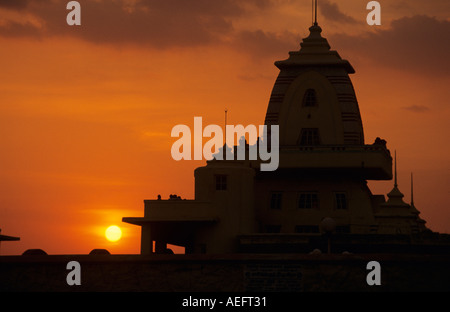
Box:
(402, 105, 430, 112)
(319, 0, 357, 24)
(0, 0, 30, 10)
(232, 29, 298, 59)
(331, 15, 450, 76)
(0, 0, 275, 49)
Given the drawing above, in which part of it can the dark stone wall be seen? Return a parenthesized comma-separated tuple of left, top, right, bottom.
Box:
(1, 253, 449, 292)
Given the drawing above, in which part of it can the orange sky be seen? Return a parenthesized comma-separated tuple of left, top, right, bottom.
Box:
(0, 0, 449, 255)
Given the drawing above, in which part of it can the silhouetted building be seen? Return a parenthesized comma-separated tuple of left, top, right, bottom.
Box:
(123, 23, 439, 255)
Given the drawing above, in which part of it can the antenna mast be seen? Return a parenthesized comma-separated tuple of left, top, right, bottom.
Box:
(224, 108, 228, 147)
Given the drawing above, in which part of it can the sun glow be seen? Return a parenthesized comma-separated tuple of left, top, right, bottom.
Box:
(105, 225, 122, 242)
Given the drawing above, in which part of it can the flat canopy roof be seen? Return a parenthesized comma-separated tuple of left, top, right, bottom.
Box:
(122, 217, 218, 226)
(0, 234, 20, 241)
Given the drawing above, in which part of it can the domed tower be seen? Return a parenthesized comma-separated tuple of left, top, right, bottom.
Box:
(265, 23, 363, 146)
(255, 21, 393, 237)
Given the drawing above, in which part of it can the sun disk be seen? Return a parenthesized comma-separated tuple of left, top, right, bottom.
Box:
(105, 225, 122, 242)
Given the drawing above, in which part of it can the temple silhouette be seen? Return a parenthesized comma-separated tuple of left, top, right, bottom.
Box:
(122, 21, 446, 255)
(2, 9, 450, 293)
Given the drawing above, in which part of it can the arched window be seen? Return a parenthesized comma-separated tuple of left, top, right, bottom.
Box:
(302, 89, 317, 107)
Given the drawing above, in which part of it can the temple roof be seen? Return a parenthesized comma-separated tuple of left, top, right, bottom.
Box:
(274, 24, 355, 73)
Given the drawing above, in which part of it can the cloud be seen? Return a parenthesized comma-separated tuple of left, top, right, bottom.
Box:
(331, 15, 450, 76)
(402, 105, 430, 112)
(0, 0, 299, 61)
(232, 29, 299, 60)
(319, 0, 357, 24)
(3, 1, 447, 76)
(0, 20, 43, 38)
(0, 0, 30, 10)
(0, 0, 275, 49)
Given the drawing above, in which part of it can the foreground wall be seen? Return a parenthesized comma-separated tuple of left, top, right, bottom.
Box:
(1, 253, 449, 292)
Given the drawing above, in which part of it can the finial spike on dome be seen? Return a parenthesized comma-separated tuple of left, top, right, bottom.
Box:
(314, 0, 318, 26)
(394, 150, 398, 187)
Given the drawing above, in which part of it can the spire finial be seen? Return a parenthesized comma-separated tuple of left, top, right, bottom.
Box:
(314, 0, 318, 26)
(394, 150, 398, 187)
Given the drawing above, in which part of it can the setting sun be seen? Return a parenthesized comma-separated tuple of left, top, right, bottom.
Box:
(105, 225, 122, 242)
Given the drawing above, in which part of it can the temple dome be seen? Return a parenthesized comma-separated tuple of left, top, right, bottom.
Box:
(265, 23, 364, 146)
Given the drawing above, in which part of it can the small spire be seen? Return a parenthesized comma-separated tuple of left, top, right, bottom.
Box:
(384, 150, 408, 206)
(394, 150, 398, 187)
(411, 172, 414, 205)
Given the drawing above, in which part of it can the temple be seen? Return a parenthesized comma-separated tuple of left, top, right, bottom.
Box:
(123, 22, 435, 255)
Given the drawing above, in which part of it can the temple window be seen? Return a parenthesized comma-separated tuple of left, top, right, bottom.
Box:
(302, 88, 317, 107)
(335, 193, 347, 210)
(298, 193, 319, 209)
(270, 192, 282, 210)
(215, 174, 227, 191)
(299, 128, 320, 145)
